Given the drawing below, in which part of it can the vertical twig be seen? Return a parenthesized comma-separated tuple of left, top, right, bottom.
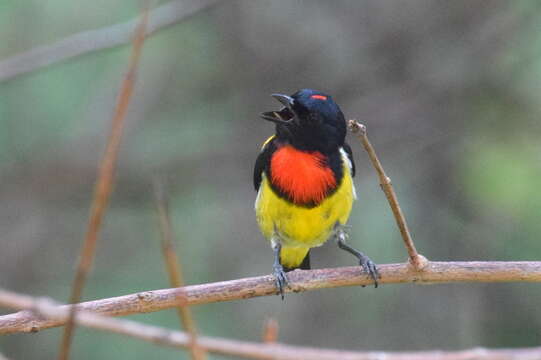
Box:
(57, 7, 150, 360)
(154, 180, 207, 360)
(348, 120, 428, 270)
(261, 317, 279, 344)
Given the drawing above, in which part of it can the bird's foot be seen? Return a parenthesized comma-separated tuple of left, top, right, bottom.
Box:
(273, 263, 289, 300)
(359, 253, 380, 288)
(334, 224, 380, 288)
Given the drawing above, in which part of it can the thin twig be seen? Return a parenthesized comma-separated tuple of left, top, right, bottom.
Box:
(58, 8, 149, 360)
(262, 318, 279, 344)
(0, 0, 220, 83)
(154, 180, 206, 360)
(348, 120, 428, 270)
(1, 288, 541, 360)
(3, 261, 540, 335)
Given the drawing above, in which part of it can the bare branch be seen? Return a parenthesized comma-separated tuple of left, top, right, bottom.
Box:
(348, 120, 427, 270)
(261, 318, 279, 344)
(1, 287, 541, 360)
(0, 288, 272, 359)
(58, 8, 148, 360)
(2, 261, 540, 335)
(154, 180, 207, 360)
(0, 0, 219, 83)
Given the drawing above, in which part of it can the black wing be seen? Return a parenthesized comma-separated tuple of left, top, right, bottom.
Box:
(342, 142, 356, 177)
(253, 137, 276, 191)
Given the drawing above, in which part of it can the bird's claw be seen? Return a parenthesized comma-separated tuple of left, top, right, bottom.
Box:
(273, 264, 289, 299)
(359, 255, 380, 288)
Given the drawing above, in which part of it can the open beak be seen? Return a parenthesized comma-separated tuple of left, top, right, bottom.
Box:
(260, 93, 296, 125)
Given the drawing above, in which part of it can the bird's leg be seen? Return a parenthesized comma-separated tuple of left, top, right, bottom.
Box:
(271, 239, 289, 299)
(335, 225, 380, 288)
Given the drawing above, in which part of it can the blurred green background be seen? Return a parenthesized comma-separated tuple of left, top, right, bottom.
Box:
(1, 0, 541, 358)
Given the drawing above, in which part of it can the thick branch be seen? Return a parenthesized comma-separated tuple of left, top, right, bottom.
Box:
(1, 261, 540, 335)
(0, 0, 219, 82)
(1, 288, 541, 360)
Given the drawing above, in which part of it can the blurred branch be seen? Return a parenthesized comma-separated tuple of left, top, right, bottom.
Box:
(154, 180, 207, 360)
(58, 8, 149, 360)
(0, 287, 277, 359)
(2, 261, 541, 335)
(0, 0, 219, 83)
(0, 352, 10, 360)
(1, 288, 541, 360)
(261, 318, 279, 344)
(348, 120, 427, 270)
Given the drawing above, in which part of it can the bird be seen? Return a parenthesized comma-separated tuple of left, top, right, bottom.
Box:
(253, 89, 379, 298)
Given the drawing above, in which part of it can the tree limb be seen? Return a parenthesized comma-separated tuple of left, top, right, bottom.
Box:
(0, 0, 220, 83)
(1, 287, 541, 360)
(1, 261, 540, 335)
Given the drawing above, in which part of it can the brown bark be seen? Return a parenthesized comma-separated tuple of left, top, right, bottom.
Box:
(2, 261, 540, 335)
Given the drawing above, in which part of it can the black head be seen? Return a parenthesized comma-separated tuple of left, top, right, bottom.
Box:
(260, 89, 347, 153)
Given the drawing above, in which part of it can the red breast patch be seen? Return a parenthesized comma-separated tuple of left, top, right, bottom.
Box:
(270, 145, 336, 205)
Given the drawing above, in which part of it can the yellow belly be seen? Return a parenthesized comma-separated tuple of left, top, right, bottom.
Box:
(255, 167, 355, 268)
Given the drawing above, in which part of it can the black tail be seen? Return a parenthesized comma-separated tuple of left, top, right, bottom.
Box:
(283, 250, 311, 272)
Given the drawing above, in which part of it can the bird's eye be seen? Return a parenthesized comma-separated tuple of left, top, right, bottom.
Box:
(310, 95, 327, 101)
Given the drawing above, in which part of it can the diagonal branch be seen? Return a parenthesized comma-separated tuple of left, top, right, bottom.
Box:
(348, 120, 427, 270)
(0, 0, 220, 83)
(1, 287, 541, 360)
(58, 7, 148, 360)
(2, 261, 540, 335)
(154, 180, 207, 360)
